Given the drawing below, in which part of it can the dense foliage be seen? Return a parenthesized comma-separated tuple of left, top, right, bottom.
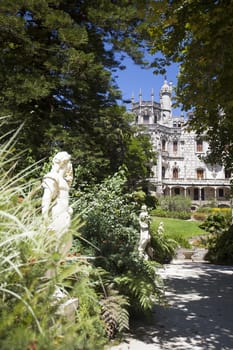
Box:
(151, 195, 191, 220)
(74, 169, 164, 314)
(0, 130, 165, 350)
(158, 195, 192, 213)
(199, 213, 233, 265)
(150, 222, 178, 264)
(147, 1, 233, 167)
(151, 208, 191, 220)
(0, 0, 155, 187)
(0, 137, 110, 349)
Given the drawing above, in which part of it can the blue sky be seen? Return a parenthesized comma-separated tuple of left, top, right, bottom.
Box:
(115, 56, 183, 116)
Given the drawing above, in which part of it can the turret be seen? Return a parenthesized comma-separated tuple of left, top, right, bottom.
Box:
(160, 79, 172, 122)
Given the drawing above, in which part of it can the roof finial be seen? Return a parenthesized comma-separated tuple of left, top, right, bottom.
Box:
(151, 88, 154, 103)
(131, 92, 135, 103)
(139, 88, 142, 105)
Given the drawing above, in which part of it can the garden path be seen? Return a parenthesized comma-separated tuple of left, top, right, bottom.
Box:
(109, 256, 233, 350)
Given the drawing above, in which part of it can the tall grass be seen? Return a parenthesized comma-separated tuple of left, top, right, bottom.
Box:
(0, 129, 107, 350)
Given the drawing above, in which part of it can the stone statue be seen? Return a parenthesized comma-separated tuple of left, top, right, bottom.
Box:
(42, 151, 73, 254)
(157, 221, 164, 236)
(138, 204, 151, 259)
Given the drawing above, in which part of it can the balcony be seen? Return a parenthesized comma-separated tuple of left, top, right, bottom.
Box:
(150, 177, 231, 187)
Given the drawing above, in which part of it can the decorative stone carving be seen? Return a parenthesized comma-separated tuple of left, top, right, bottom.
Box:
(42, 151, 73, 255)
(138, 205, 151, 259)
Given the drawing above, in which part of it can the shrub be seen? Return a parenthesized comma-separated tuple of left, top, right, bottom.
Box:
(199, 213, 231, 235)
(150, 222, 178, 263)
(74, 170, 164, 315)
(150, 208, 168, 217)
(211, 207, 231, 217)
(193, 208, 231, 224)
(192, 212, 208, 221)
(199, 213, 233, 265)
(159, 195, 191, 213)
(171, 233, 191, 249)
(151, 208, 191, 220)
(196, 206, 212, 213)
(145, 194, 158, 209)
(204, 226, 233, 265)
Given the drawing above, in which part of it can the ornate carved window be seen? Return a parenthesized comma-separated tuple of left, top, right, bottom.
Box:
(162, 166, 165, 178)
(173, 167, 179, 179)
(196, 140, 203, 152)
(162, 139, 166, 151)
(197, 169, 204, 179)
(173, 140, 178, 153)
(143, 115, 149, 124)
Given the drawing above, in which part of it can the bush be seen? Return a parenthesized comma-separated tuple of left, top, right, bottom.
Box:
(199, 213, 231, 234)
(151, 208, 191, 220)
(211, 207, 231, 218)
(170, 233, 191, 249)
(205, 226, 233, 265)
(150, 208, 168, 217)
(192, 212, 208, 221)
(195, 207, 231, 221)
(199, 213, 233, 265)
(159, 195, 191, 213)
(74, 170, 164, 316)
(145, 194, 158, 209)
(196, 206, 213, 213)
(150, 222, 178, 263)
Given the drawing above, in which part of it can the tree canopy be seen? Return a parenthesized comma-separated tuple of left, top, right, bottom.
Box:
(148, 0, 233, 167)
(0, 0, 155, 186)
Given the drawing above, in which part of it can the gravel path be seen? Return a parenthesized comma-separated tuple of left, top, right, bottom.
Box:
(109, 259, 233, 350)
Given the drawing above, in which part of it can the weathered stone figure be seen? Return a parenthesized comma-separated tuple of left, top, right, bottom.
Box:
(138, 204, 151, 259)
(42, 151, 73, 254)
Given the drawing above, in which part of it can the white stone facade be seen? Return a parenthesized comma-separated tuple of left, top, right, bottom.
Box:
(132, 80, 231, 207)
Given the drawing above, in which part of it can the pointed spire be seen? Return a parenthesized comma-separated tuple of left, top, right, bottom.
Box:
(139, 88, 142, 105)
(151, 88, 154, 103)
(131, 92, 135, 103)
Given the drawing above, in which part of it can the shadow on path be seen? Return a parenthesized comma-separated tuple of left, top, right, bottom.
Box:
(112, 261, 233, 350)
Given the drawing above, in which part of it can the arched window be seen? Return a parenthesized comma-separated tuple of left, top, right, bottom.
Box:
(173, 140, 178, 153)
(196, 139, 203, 152)
(143, 114, 149, 124)
(173, 168, 179, 179)
(197, 169, 204, 179)
(162, 166, 165, 178)
(162, 139, 166, 151)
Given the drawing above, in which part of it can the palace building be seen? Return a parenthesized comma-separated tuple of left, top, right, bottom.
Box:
(132, 80, 231, 207)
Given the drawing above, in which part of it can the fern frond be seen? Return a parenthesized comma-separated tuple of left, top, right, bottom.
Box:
(101, 290, 129, 338)
(114, 266, 164, 312)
